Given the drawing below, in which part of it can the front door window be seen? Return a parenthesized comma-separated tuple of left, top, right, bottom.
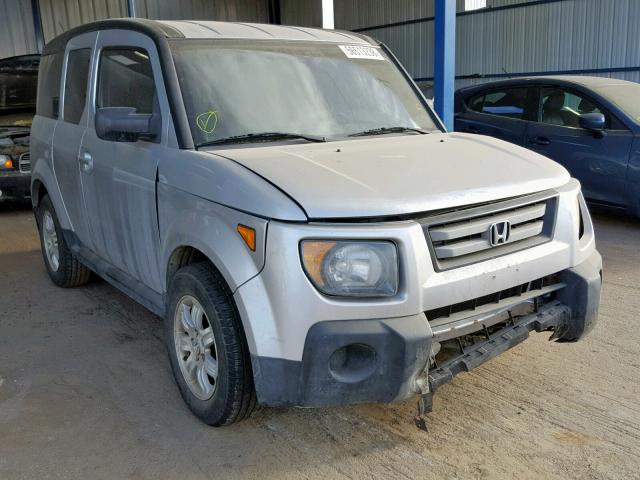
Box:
(539, 87, 606, 128)
(97, 48, 157, 116)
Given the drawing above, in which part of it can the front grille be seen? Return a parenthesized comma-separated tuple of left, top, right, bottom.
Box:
(18, 152, 31, 173)
(426, 273, 560, 322)
(421, 191, 558, 270)
(425, 273, 564, 342)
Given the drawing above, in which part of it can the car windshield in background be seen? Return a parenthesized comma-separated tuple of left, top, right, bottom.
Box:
(170, 40, 439, 146)
(0, 54, 39, 127)
(595, 83, 640, 124)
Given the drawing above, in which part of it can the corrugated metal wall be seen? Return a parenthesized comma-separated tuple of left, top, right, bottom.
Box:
(455, 0, 640, 88)
(38, 0, 268, 42)
(1, 0, 270, 50)
(335, 0, 532, 31)
(134, 0, 268, 22)
(4, 0, 640, 97)
(280, 0, 321, 27)
(336, 0, 640, 95)
(40, 0, 127, 42)
(0, 0, 38, 58)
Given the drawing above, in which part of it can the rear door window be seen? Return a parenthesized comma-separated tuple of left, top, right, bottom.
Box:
(469, 88, 529, 120)
(63, 48, 92, 124)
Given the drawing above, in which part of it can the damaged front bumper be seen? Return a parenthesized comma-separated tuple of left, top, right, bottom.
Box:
(425, 249, 602, 396)
(253, 249, 602, 408)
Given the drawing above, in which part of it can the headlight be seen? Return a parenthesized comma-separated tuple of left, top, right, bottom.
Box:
(0, 154, 13, 169)
(301, 240, 398, 297)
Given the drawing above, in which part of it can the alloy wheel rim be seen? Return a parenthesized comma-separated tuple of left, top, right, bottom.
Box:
(42, 210, 60, 272)
(174, 295, 219, 401)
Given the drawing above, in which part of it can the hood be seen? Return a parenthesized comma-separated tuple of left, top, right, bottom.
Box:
(206, 132, 571, 219)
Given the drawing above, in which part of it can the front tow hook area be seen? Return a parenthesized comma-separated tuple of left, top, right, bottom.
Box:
(412, 301, 571, 431)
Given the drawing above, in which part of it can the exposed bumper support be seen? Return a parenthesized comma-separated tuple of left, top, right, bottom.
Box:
(427, 300, 571, 393)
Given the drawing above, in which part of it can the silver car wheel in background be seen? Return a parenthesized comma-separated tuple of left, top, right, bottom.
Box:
(42, 210, 60, 272)
(174, 295, 219, 401)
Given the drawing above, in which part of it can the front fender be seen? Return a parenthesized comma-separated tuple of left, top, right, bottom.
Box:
(157, 149, 307, 221)
(158, 183, 268, 295)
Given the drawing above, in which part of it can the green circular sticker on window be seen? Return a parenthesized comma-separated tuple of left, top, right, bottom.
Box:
(196, 111, 218, 134)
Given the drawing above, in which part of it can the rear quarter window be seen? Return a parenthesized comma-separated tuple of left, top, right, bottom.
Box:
(36, 52, 63, 119)
(63, 48, 92, 124)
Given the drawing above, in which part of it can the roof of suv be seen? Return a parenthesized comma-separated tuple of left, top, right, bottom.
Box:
(43, 18, 374, 55)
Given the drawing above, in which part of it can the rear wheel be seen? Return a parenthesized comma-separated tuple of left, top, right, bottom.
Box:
(165, 263, 256, 426)
(37, 195, 91, 288)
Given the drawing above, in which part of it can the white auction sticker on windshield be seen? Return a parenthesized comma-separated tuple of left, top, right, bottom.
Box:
(338, 45, 385, 60)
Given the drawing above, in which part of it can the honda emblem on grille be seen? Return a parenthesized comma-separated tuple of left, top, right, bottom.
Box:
(489, 221, 511, 246)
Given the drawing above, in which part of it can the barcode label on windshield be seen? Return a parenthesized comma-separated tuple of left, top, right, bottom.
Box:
(338, 45, 385, 61)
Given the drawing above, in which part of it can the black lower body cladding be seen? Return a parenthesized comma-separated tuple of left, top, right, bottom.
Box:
(251, 251, 602, 408)
(557, 250, 602, 341)
(252, 314, 432, 407)
(0, 173, 30, 201)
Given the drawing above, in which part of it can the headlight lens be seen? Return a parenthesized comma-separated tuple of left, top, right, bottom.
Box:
(0, 154, 13, 169)
(301, 240, 398, 297)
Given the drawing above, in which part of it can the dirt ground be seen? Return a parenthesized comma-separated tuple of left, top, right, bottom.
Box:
(0, 202, 639, 480)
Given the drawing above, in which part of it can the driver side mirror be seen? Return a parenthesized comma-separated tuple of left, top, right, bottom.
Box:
(579, 112, 606, 137)
(95, 107, 160, 142)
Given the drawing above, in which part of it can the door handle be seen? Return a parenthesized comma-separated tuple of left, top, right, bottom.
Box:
(529, 136, 550, 146)
(79, 151, 94, 173)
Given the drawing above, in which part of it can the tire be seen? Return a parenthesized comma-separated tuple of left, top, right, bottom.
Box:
(165, 263, 256, 426)
(37, 195, 91, 288)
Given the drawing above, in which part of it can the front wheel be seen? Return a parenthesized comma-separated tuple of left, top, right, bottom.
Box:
(165, 263, 256, 426)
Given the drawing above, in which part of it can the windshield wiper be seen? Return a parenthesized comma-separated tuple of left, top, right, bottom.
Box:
(348, 126, 428, 137)
(196, 132, 327, 148)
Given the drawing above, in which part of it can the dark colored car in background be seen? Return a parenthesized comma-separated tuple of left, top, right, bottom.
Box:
(455, 76, 640, 218)
(0, 54, 39, 202)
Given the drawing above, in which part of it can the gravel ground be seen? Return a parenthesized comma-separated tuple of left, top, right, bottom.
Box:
(0, 203, 639, 480)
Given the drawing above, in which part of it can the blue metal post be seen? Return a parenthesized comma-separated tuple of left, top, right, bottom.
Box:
(31, 0, 44, 54)
(434, 0, 456, 131)
(127, 0, 137, 17)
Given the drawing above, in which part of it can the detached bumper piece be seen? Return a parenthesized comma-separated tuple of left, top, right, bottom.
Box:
(427, 300, 571, 394)
(414, 250, 602, 429)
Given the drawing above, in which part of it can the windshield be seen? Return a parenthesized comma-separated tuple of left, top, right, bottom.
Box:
(170, 40, 440, 146)
(595, 83, 640, 124)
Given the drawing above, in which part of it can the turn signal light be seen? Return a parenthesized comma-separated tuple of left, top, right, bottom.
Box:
(300, 241, 336, 287)
(2, 158, 13, 169)
(237, 225, 256, 251)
